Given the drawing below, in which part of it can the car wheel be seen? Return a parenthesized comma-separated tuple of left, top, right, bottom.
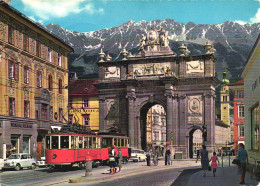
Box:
(14, 164, 21, 171)
(31, 163, 36, 169)
(138, 157, 141, 162)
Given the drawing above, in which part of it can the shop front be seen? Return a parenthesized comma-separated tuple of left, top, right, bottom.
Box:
(0, 118, 37, 159)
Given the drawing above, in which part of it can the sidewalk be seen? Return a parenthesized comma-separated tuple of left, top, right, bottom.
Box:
(69, 160, 199, 185)
(187, 165, 260, 186)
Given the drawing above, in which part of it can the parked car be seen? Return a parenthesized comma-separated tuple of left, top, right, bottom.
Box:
(3, 153, 37, 171)
(130, 149, 146, 162)
(0, 158, 4, 171)
(37, 157, 46, 167)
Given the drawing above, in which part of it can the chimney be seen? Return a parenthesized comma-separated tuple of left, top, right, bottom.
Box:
(2, 0, 10, 5)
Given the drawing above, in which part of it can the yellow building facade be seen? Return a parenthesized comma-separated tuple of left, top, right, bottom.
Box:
(68, 79, 99, 132)
(0, 1, 73, 159)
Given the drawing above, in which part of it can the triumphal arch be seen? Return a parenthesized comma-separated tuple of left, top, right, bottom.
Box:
(96, 27, 218, 158)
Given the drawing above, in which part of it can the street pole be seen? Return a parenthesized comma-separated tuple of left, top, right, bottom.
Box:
(170, 132, 173, 164)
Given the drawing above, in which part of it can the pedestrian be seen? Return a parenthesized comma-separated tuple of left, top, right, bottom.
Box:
(196, 145, 209, 177)
(236, 143, 248, 184)
(146, 149, 151, 166)
(209, 152, 220, 177)
(117, 148, 123, 172)
(109, 145, 116, 175)
(165, 146, 171, 165)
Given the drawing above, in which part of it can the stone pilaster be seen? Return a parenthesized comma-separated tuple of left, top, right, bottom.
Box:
(126, 89, 136, 148)
(98, 98, 106, 132)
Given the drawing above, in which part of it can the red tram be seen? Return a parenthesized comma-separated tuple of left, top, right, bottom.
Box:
(45, 133, 130, 168)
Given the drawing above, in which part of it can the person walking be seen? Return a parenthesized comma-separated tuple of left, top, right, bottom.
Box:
(237, 143, 248, 184)
(146, 149, 151, 166)
(109, 146, 116, 175)
(165, 146, 171, 165)
(196, 145, 209, 177)
(117, 148, 123, 172)
(209, 152, 220, 177)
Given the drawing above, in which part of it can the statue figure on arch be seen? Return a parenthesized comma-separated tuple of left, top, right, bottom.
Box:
(158, 26, 169, 47)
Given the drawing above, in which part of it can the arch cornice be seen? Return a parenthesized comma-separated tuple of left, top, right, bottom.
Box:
(185, 125, 202, 137)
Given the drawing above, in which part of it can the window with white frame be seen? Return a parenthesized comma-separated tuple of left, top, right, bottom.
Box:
(83, 99, 89, 108)
(238, 125, 244, 137)
(58, 53, 62, 67)
(238, 91, 244, 98)
(48, 48, 52, 62)
(238, 105, 244, 118)
(8, 60, 15, 79)
(24, 66, 29, 84)
(83, 115, 90, 126)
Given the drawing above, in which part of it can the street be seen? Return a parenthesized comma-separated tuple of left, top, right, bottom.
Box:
(0, 157, 236, 186)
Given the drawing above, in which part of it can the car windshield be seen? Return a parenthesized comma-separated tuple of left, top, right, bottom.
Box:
(132, 150, 140, 153)
(8, 155, 19, 159)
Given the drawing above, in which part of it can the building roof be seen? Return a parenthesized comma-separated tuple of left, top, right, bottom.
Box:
(229, 79, 244, 86)
(0, 1, 74, 52)
(221, 70, 230, 85)
(69, 79, 98, 96)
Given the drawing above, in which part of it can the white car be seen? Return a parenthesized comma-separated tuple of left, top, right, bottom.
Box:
(37, 157, 46, 167)
(3, 153, 37, 171)
(130, 149, 147, 162)
(0, 158, 4, 171)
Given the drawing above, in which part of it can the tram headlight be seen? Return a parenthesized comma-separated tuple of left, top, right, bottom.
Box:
(52, 154, 57, 159)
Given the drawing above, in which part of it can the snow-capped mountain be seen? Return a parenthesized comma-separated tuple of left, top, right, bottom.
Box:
(46, 19, 260, 82)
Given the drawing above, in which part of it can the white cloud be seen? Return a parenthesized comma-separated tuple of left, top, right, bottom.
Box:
(250, 0, 260, 23)
(21, 0, 104, 21)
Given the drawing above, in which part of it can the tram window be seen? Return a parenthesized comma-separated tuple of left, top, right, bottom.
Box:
(46, 136, 50, 149)
(84, 137, 88, 149)
(60, 136, 69, 148)
(71, 136, 76, 149)
(92, 137, 96, 148)
(113, 138, 117, 147)
(89, 137, 93, 148)
(79, 137, 83, 148)
(121, 139, 124, 147)
(51, 136, 58, 149)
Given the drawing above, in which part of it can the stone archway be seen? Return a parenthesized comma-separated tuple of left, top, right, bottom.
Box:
(96, 28, 218, 158)
(186, 126, 203, 158)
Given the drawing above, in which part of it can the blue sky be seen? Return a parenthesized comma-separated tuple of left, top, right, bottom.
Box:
(11, 0, 260, 33)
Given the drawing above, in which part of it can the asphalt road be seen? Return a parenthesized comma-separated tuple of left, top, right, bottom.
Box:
(89, 167, 185, 186)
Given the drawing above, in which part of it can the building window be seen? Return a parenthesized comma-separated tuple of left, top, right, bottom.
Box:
(59, 108, 63, 122)
(48, 48, 52, 62)
(22, 136, 30, 153)
(69, 115, 73, 124)
(50, 106, 53, 121)
(24, 66, 29, 84)
(11, 135, 19, 154)
(8, 60, 15, 79)
(238, 105, 244, 118)
(42, 104, 48, 120)
(58, 53, 62, 67)
(238, 125, 244, 138)
(8, 25, 15, 44)
(35, 110, 38, 120)
(48, 75, 53, 91)
(58, 79, 62, 94)
(251, 105, 259, 150)
(36, 40, 41, 57)
(9, 97, 15, 116)
(83, 99, 89, 108)
(238, 91, 244, 98)
(24, 100, 30, 118)
(23, 34, 29, 52)
(83, 115, 90, 126)
(223, 96, 227, 102)
(37, 71, 42, 87)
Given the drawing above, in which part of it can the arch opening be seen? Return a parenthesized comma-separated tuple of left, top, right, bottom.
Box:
(189, 129, 203, 158)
